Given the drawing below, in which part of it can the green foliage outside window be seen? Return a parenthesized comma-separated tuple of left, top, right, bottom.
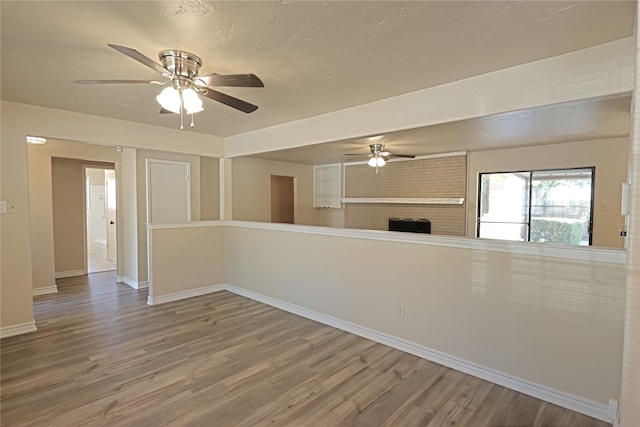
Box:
(530, 218, 584, 245)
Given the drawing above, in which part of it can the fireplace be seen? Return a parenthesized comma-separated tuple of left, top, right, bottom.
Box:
(388, 218, 431, 234)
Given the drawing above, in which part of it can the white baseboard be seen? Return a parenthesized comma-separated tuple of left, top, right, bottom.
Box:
(225, 284, 611, 423)
(55, 270, 85, 279)
(0, 320, 37, 339)
(135, 280, 149, 290)
(117, 276, 149, 290)
(32, 285, 58, 296)
(147, 283, 226, 306)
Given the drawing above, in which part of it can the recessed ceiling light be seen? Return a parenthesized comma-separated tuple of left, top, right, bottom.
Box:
(26, 136, 47, 144)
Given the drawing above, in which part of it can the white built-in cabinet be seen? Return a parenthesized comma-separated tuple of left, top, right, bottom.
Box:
(313, 164, 342, 208)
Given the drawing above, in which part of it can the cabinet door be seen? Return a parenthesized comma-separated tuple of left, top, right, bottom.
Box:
(147, 159, 191, 224)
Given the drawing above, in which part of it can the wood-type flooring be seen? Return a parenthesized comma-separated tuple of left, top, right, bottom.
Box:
(1, 271, 610, 426)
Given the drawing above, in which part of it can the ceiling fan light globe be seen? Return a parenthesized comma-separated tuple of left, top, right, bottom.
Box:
(183, 88, 204, 114)
(377, 157, 386, 167)
(368, 157, 378, 167)
(186, 105, 204, 114)
(156, 87, 181, 114)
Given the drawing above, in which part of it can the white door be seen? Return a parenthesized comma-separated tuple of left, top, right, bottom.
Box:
(147, 159, 191, 224)
(105, 169, 117, 263)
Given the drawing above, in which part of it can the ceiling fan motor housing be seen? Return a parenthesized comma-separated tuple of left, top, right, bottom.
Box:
(158, 50, 202, 78)
(370, 143, 385, 154)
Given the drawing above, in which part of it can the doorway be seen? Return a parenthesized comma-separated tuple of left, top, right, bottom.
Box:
(85, 167, 117, 273)
(271, 175, 295, 224)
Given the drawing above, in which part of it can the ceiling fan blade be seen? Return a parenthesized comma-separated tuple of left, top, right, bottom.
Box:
(73, 79, 164, 85)
(387, 154, 416, 159)
(107, 44, 172, 77)
(197, 74, 264, 87)
(159, 108, 176, 114)
(344, 153, 369, 156)
(201, 88, 258, 113)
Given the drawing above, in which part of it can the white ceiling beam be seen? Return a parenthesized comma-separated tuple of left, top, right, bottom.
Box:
(1, 101, 225, 158)
(225, 37, 633, 158)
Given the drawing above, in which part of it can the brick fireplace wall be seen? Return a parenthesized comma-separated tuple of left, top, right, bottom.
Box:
(344, 155, 466, 236)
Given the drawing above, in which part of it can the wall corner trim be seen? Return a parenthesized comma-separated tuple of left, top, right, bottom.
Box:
(146, 283, 225, 305)
(0, 320, 37, 339)
(32, 286, 58, 296)
(225, 284, 610, 423)
(117, 276, 149, 290)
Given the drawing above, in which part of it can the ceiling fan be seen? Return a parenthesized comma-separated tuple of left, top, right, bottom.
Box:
(74, 44, 264, 129)
(346, 143, 415, 173)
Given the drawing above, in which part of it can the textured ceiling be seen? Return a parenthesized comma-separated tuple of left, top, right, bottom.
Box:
(0, 1, 635, 139)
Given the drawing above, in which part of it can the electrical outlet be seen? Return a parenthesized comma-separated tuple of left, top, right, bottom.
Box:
(396, 304, 405, 319)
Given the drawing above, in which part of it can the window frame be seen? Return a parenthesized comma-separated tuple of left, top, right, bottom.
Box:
(477, 166, 595, 245)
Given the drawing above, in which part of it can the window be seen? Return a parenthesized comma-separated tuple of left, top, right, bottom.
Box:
(477, 168, 594, 245)
(313, 163, 342, 208)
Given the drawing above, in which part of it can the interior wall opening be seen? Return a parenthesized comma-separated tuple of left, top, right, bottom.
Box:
(271, 175, 295, 224)
(85, 167, 117, 273)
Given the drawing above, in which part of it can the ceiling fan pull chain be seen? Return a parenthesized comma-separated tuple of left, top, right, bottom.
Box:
(190, 114, 195, 128)
(179, 90, 184, 130)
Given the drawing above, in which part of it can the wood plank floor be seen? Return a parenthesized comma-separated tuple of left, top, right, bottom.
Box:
(1, 272, 610, 426)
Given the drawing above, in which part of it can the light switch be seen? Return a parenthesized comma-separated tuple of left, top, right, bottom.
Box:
(0, 201, 6, 214)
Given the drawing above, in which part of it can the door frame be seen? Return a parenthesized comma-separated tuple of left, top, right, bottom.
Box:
(82, 164, 117, 274)
(105, 169, 117, 263)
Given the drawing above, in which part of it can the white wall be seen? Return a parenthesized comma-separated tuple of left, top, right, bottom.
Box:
(200, 156, 220, 221)
(120, 147, 139, 284)
(147, 223, 226, 304)
(222, 222, 625, 419)
(1, 106, 35, 329)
